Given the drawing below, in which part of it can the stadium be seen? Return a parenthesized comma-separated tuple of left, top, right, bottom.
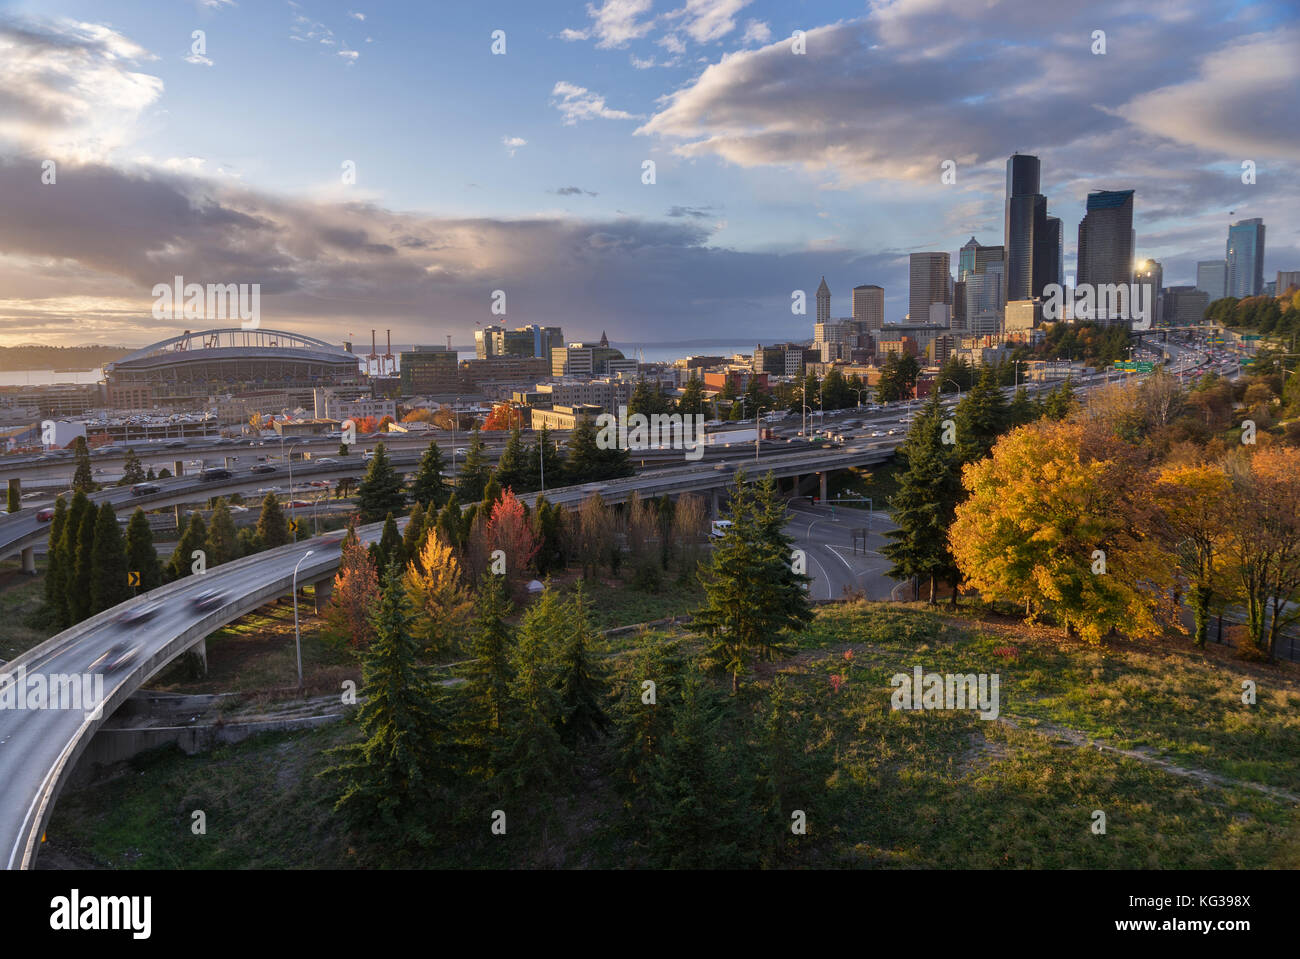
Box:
(104, 328, 362, 409)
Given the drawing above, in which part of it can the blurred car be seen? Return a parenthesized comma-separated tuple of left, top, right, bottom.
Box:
(191, 588, 228, 612)
(285, 500, 311, 509)
(36, 507, 55, 522)
(131, 483, 160, 496)
(313, 457, 336, 464)
(89, 641, 142, 673)
(454, 448, 468, 457)
(116, 601, 161, 627)
(308, 480, 330, 488)
(250, 464, 277, 474)
(201, 467, 233, 482)
(257, 486, 282, 494)
(166, 440, 187, 448)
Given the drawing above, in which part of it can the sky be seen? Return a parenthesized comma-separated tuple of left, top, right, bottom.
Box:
(0, 0, 1296, 350)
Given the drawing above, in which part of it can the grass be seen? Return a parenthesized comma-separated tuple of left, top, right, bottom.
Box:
(0, 558, 53, 661)
(45, 600, 1300, 869)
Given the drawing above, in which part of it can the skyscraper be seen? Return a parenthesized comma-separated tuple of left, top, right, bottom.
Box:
(909, 253, 951, 325)
(1077, 190, 1135, 320)
(1003, 153, 1050, 301)
(852, 284, 884, 329)
(1226, 218, 1266, 298)
(957, 238, 1005, 335)
(1196, 260, 1226, 301)
(816, 276, 831, 325)
(1135, 259, 1163, 326)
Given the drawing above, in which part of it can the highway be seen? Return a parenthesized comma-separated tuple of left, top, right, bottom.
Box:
(0, 333, 1233, 868)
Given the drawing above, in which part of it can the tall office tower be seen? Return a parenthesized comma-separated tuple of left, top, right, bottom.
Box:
(958, 237, 980, 278)
(475, 324, 505, 359)
(1278, 271, 1300, 295)
(909, 253, 952, 325)
(1003, 153, 1050, 301)
(1226, 218, 1266, 298)
(1135, 259, 1163, 326)
(1197, 260, 1227, 300)
(1041, 216, 1063, 289)
(964, 261, 1006, 336)
(952, 279, 967, 331)
(852, 284, 885, 329)
(1077, 190, 1135, 321)
(816, 276, 831, 325)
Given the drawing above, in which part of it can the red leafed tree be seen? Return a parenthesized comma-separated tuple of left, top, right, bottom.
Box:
(470, 489, 539, 594)
(378, 415, 395, 431)
(321, 523, 380, 651)
(352, 415, 380, 436)
(482, 402, 522, 431)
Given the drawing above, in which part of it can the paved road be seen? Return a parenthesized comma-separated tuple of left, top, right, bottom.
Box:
(784, 501, 900, 600)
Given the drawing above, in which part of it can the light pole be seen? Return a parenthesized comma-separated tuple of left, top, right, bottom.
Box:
(849, 387, 867, 409)
(753, 405, 770, 463)
(449, 396, 461, 478)
(941, 378, 962, 402)
(292, 549, 313, 695)
(802, 404, 814, 440)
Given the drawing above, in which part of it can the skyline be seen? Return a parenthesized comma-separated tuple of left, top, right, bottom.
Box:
(0, 0, 1296, 348)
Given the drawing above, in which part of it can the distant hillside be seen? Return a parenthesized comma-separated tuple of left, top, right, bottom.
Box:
(0, 344, 132, 371)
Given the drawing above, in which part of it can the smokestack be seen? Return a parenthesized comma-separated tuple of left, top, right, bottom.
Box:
(385, 329, 393, 376)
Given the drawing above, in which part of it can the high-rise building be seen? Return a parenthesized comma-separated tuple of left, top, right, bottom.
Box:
(1197, 260, 1227, 301)
(909, 252, 951, 326)
(1162, 287, 1209, 326)
(1077, 190, 1135, 321)
(399, 346, 459, 395)
(477, 324, 564, 359)
(1043, 216, 1063, 289)
(815, 276, 831, 325)
(1226, 218, 1266, 298)
(852, 284, 884, 329)
(1003, 154, 1051, 301)
(1277, 271, 1300, 295)
(1135, 259, 1163, 326)
(964, 261, 1005, 336)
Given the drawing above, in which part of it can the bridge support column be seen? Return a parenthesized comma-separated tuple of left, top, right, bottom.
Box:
(190, 637, 208, 677)
(20, 545, 36, 575)
(819, 471, 828, 504)
(710, 487, 720, 519)
(8, 477, 20, 513)
(313, 577, 334, 614)
(173, 460, 184, 477)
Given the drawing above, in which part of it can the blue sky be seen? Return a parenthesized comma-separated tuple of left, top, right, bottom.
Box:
(0, 0, 1296, 348)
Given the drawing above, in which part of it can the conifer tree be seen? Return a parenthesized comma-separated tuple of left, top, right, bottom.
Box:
(256, 492, 288, 549)
(58, 492, 91, 626)
(954, 365, 1009, 464)
(125, 507, 163, 591)
(404, 528, 472, 660)
(69, 503, 96, 622)
(456, 430, 491, 502)
(167, 512, 208, 582)
(43, 496, 69, 626)
(554, 584, 610, 744)
(678, 374, 706, 417)
(401, 502, 426, 570)
(369, 512, 404, 578)
(71, 436, 94, 492)
(435, 493, 461, 550)
(118, 448, 145, 486)
(409, 440, 450, 509)
(205, 497, 238, 567)
(89, 503, 130, 614)
(494, 426, 530, 493)
(462, 572, 515, 770)
(357, 442, 406, 522)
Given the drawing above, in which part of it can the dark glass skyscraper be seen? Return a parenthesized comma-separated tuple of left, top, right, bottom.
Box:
(1226, 218, 1266, 298)
(1003, 154, 1051, 302)
(1077, 190, 1135, 320)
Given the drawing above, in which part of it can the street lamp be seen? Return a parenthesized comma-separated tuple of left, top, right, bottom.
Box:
(848, 386, 867, 409)
(292, 549, 314, 695)
(449, 396, 461, 478)
(941, 378, 962, 401)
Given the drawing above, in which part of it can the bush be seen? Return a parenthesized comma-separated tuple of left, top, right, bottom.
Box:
(1228, 625, 1269, 662)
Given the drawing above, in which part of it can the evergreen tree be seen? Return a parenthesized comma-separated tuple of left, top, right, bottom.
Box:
(409, 440, 450, 509)
(554, 584, 610, 744)
(125, 507, 163, 591)
(369, 512, 404, 576)
(880, 393, 963, 603)
(256, 492, 288, 548)
(89, 503, 130, 614)
(401, 502, 427, 569)
(494, 426, 530, 493)
(435, 493, 461, 550)
(753, 677, 835, 866)
(1007, 386, 1036, 427)
(118, 448, 145, 486)
(456, 430, 491, 502)
(167, 512, 208, 582)
(876, 353, 903, 403)
(57, 492, 91, 626)
(357, 442, 405, 522)
(145, 466, 156, 481)
(1043, 378, 1076, 420)
(479, 475, 502, 516)
(526, 425, 563, 491)
(322, 563, 452, 847)
(678, 374, 706, 417)
(611, 637, 687, 809)
(71, 436, 94, 492)
(69, 503, 96, 622)
(43, 496, 69, 625)
(404, 527, 472, 660)
(530, 497, 564, 576)
(565, 413, 631, 483)
(694, 469, 813, 692)
(236, 527, 262, 558)
(954, 364, 1009, 464)
(462, 573, 515, 771)
(205, 498, 238, 567)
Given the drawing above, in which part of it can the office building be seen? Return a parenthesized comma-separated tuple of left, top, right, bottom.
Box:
(963, 261, 1006, 336)
(1197, 260, 1227, 301)
(476, 324, 565, 360)
(815, 276, 831, 325)
(1135, 259, 1163, 326)
(852, 285, 884, 329)
(1077, 190, 1135, 321)
(1226, 218, 1266, 298)
(754, 343, 807, 378)
(909, 252, 951, 326)
(1004, 154, 1049, 301)
(1278, 271, 1300, 295)
(1162, 286, 1209, 326)
(399, 346, 459, 395)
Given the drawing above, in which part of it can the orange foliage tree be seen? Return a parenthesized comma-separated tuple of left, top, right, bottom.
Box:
(482, 402, 522, 431)
(468, 490, 539, 594)
(321, 522, 380, 650)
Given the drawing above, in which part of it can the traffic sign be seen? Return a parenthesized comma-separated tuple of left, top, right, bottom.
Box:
(127, 571, 140, 587)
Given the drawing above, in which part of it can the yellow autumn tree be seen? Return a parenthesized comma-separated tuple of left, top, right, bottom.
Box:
(404, 528, 472, 661)
(1152, 463, 1232, 648)
(949, 419, 1174, 643)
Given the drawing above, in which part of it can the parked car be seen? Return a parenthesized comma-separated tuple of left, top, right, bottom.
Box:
(710, 519, 733, 539)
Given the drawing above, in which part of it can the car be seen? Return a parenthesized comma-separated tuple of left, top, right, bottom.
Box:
(454, 448, 468, 457)
(308, 480, 330, 488)
(887, 429, 897, 435)
(36, 507, 55, 522)
(116, 600, 163, 627)
(166, 440, 187, 448)
(258, 486, 282, 494)
(201, 468, 232, 482)
(710, 519, 733, 538)
(250, 464, 277, 474)
(130, 483, 160, 496)
(191, 588, 228, 612)
(89, 641, 143, 673)
(229, 504, 250, 513)
(314, 457, 336, 464)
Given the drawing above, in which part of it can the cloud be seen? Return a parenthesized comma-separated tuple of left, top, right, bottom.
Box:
(0, 18, 163, 163)
(550, 81, 642, 125)
(502, 135, 527, 155)
(184, 52, 214, 66)
(578, 0, 655, 49)
(740, 19, 770, 45)
(552, 186, 599, 196)
(666, 205, 713, 218)
(666, 0, 752, 44)
(349, 11, 366, 21)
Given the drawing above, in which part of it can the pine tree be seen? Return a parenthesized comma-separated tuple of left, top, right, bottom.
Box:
(89, 503, 130, 615)
(57, 492, 91, 626)
(69, 503, 96, 622)
(554, 584, 610, 744)
(404, 527, 472, 660)
(43, 496, 69, 625)
(357, 442, 406, 522)
(321, 521, 380, 651)
(456, 430, 491, 502)
(205, 498, 238, 567)
(563, 415, 603, 484)
(322, 563, 451, 846)
(494, 426, 530, 493)
(1007, 386, 1036, 427)
(369, 512, 404, 577)
(118, 449, 145, 486)
(610, 637, 687, 809)
(167, 512, 207, 582)
(409, 440, 450, 509)
(531, 497, 564, 576)
(401, 502, 426, 569)
(145, 466, 156, 481)
(436, 493, 461, 550)
(693, 469, 813, 692)
(678, 375, 706, 417)
(236, 527, 262, 557)
(479, 475, 502, 516)
(256, 492, 288, 548)
(462, 573, 515, 770)
(954, 365, 1009, 464)
(125, 507, 163, 591)
(71, 436, 94, 492)
(880, 393, 963, 603)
